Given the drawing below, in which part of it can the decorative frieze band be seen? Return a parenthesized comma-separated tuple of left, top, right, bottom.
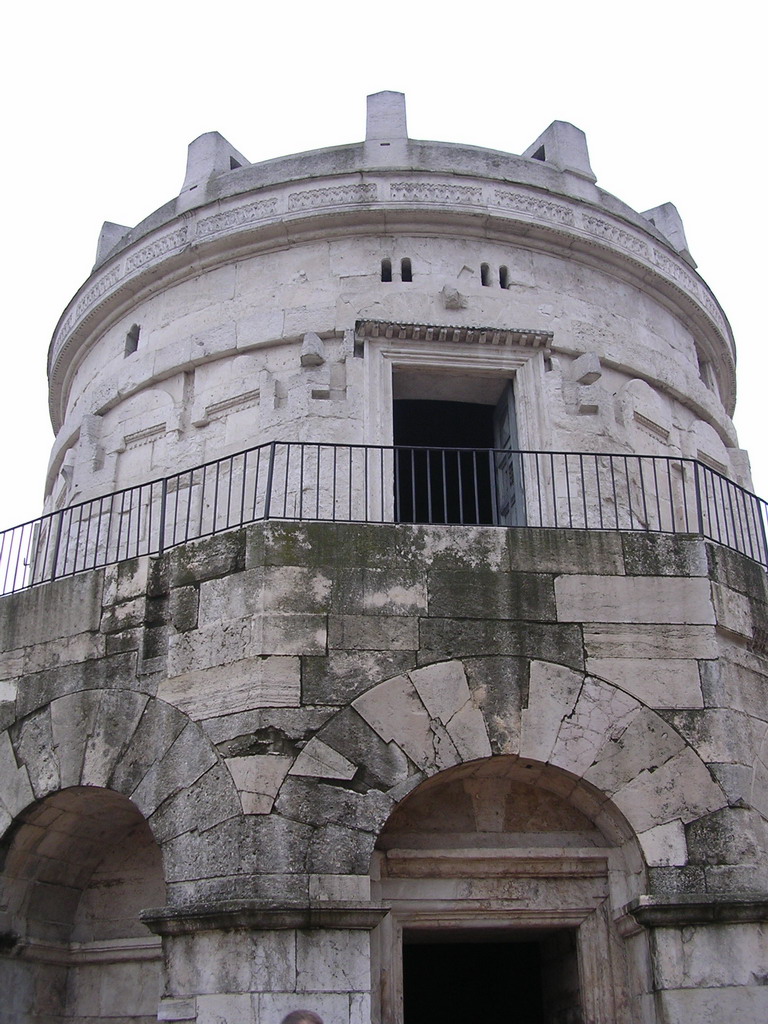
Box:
(288, 183, 377, 211)
(50, 177, 730, 379)
(197, 198, 278, 237)
(125, 226, 189, 273)
(494, 189, 575, 226)
(390, 181, 483, 205)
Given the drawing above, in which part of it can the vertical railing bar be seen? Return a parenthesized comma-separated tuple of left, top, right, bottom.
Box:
(426, 450, 433, 524)
(579, 454, 587, 528)
(622, 457, 633, 530)
(410, 449, 417, 523)
(212, 460, 221, 534)
(348, 446, 353, 522)
(332, 446, 338, 522)
(457, 451, 464, 525)
(652, 459, 662, 532)
(594, 456, 604, 530)
(550, 453, 558, 529)
(564, 454, 573, 529)
(639, 457, 650, 532)
(441, 450, 448, 524)
(535, 453, 543, 527)
(665, 459, 676, 533)
(472, 450, 480, 525)
(264, 442, 276, 520)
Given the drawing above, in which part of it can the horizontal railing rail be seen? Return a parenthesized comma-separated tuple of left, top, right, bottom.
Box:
(1, 442, 766, 594)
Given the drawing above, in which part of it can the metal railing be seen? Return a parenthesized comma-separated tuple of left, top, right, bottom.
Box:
(1, 442, 766, 594)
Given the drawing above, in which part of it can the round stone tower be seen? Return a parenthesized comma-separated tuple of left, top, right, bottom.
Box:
(46, 91, 747, 516)
(3, 93, 768, 1024)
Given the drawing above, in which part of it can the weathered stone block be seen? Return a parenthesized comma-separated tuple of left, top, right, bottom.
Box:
(612, 746, 725, 833)
(419, 619, 584, 669)
(555, 574, 714, 624)
(301, 650, 417, 705)
(707, 543, 768, 600)
(225, 753, 293, 814)
(252, 613, 327, 656)
(586, 657, 703, 708)
(10, 705, 59, 800)
(296, 929, 370, 991)
(109, 697, 188, 795)
(103, 556, 151, 606)
(464, 657, 527, 756)
(584, 706, 686, 796)
(130, 721, 218, 816)
(583, 623, 717, 660)
(168, 530, 246, 587)
(315, 707, 411, 791)
(148, 762, 241, 843)
(307, 823, 375, 874)
(0, 571, 103, 650)
(170, 586, 199, 632)
(159, 655, 301, 720)
(508, 529, 625, 575)
(0, 728, 34, 816)
(289, 737, 356, 781)
(427, 569, 556, 620)
(622, 534, 708, 577)
(328, 615, 416, 652)
(331, 567, 427, 615)
(395, 525, 510, 571)
(16, 651, 139, 718)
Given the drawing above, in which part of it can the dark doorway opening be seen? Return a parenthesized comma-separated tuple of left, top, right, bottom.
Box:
(393, 399, 495, 524)
(403, 929, 582, 1024)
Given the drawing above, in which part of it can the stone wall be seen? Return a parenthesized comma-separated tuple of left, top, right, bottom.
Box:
(1, 524, 768, 1022)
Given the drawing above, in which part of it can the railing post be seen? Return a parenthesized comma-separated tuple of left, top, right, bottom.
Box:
(49, 509, 64, 582)
(693, 459, 705, 538)
(264, 441, 277, 520)
(158, 478, 168, 555)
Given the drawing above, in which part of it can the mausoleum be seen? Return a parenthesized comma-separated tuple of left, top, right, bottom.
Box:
(1, 92, 767, 1024)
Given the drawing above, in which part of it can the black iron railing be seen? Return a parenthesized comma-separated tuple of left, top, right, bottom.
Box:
(1, 442, 766, 594)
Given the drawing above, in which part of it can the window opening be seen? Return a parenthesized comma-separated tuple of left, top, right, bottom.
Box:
(480, 263, 491, 286)
(124, 324, 140, 356)
(532, 145, 546, 161)
(392, 378, 523, 527)
(401, 257, 413, 282)
(229, 156, 242, 170)
(381, 258, 393, 282)
(499, 265, 509, 288)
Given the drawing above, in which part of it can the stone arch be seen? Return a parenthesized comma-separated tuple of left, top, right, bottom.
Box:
(1, 688, 243, 889)
(278, 657, 727, 878)
(1, 787, 164, 1022)
(0, 689, 243, 1020)
(370, 756, 646, 1024)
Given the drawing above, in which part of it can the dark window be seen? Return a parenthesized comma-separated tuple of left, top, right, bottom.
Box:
(480, 263, 491, 286)
(124, 324, 140, 356)
(381, 258, 393, 282)
(499, 265, 509, 288)
(401, 257, 413, 282)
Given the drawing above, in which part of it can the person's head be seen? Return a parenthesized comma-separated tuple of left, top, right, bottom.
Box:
(281, 1012, 324, 1024)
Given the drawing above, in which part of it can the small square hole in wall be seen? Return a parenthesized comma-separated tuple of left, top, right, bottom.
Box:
(125, 324, 140, 356)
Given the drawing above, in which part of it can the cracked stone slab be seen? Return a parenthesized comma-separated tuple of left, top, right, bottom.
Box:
(289, 737, 357, 780)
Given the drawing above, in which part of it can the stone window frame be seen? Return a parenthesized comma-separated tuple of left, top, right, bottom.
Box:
(361, 335, 551, 453)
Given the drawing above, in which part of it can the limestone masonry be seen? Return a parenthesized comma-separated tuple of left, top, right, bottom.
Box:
(2, 92, 768, 1023)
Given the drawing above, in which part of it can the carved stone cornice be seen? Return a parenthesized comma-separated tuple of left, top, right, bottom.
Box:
(141, 899, 389, 936)
(626, 893, 768, 927)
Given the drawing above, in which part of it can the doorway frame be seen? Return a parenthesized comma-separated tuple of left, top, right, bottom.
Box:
(373, 901, 622, 1024)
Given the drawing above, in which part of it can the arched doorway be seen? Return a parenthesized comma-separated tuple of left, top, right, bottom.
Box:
(1, 787, 164, 1022)
(371, 757, 647, 1024)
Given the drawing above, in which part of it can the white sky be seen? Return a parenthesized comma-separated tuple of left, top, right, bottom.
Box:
(0, 1, 764, 528)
